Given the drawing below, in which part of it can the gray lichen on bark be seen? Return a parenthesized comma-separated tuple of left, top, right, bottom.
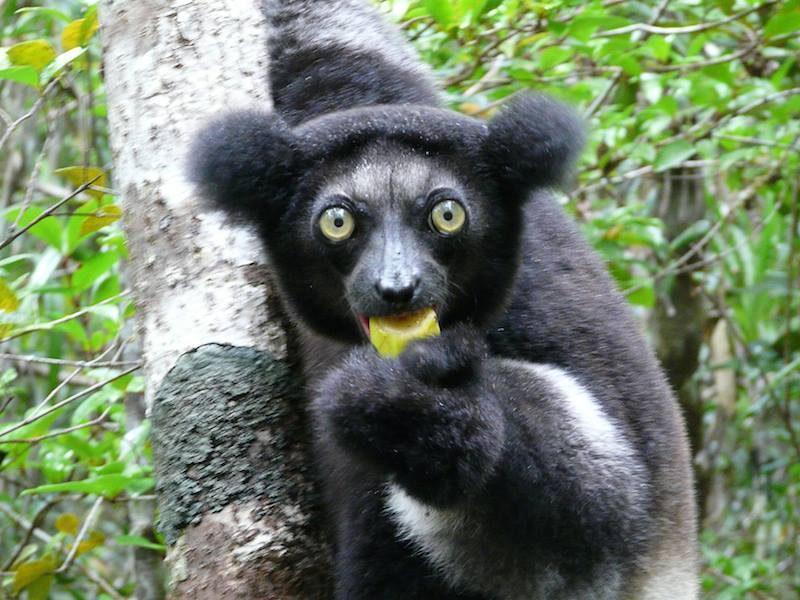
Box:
(151, 344, 332, 597)
(152, 344, 307, 542)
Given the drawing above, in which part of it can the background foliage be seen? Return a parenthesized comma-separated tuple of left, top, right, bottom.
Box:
(0, 0, 798, 598)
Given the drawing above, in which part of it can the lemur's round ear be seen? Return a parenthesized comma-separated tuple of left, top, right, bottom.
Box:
(482, 93, 584, 199)
(189, 110, 297, 220)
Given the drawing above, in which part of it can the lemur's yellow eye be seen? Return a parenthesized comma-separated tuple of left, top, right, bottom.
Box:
(319, 207, 355, 242)
(430, 200, 466, 235)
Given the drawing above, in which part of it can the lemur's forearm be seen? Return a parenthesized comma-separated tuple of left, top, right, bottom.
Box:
(314, 342, 652, 556)
(265, 0, 440, 125)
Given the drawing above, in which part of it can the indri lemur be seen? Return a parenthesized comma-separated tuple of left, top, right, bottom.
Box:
(191, 1, 699, 598)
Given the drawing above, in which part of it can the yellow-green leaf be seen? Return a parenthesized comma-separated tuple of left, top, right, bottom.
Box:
(25, 574, 53, 600)
(603, 224, 624, 241)
(68, 530, 105, 556)
(79, 204, 122, 236)
(62, 14, 99, 50)
(12, 555, 56, 594)
(54, 166, 108, 198)
(7, 40, 57, 71)
(55, 512, 80, 535)
(0, 279, 20, 312)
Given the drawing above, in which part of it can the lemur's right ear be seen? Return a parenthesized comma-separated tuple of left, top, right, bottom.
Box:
(481, 93, 584, 201)
(189, 110, 297, 221)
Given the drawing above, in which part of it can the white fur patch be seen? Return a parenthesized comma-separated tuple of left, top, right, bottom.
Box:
(503, 360, 634, 461)
(384, 483, 465, 581)
(384, 362, 643, 598)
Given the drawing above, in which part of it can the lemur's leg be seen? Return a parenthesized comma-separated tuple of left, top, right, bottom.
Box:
(321, 473, 490, 600)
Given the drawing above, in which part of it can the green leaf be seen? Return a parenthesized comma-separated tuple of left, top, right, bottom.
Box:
(424, 0, 454, 26)
(12, 556, 56, 595)
(670, 220, 710, 251)
(539, 47, 572, 71)
(3, 206, 63, 251)
(644, 36, 670, 62)
(0, 65, 39, 87)
(15, 7, 72, 22)
(72, 251, 118, 293)
(22, 473, 154, 499)
(41, 46, 87, 83)
(626, 283, 655, 308)
(654, 140, 696, 172)
(764, 11, 800, 38)
(116, 535, 166, 552)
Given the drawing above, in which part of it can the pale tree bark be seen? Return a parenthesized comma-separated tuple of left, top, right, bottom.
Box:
(99, 1, 332, 597)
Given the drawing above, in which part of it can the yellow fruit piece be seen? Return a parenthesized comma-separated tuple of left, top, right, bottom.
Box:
(369, 307, 440, 358)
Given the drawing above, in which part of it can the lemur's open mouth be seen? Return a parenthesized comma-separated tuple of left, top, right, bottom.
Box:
(357, 308, 440, 356)
(357, 307, 438, 339)
(357, 315, 370, 338)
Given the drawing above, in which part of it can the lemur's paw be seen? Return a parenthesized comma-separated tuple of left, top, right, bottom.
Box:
(312, 333, 504, 504)
(400, 324, 487, 387)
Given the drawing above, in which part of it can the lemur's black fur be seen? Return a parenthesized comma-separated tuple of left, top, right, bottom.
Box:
(190, 1, 698, 598)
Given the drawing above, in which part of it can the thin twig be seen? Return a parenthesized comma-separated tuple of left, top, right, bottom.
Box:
(584, 0, 671, 118)
(584, 68, 623, 118)
(25, 338, 120, 423)
(0, 365, 139, 439)
(649, 40, 759, 73)
(1, 500, 60, 571)
(0, 175, 102, 252)
(715, 134, 800, 152)
(56, 496, 104, 573)
(1, 407, 113, 444)
(624, 137, 798, 298)
(0, 503, 123, 599)
(595, 1, 775, 37)
(735, 87, 800, 118)
(0, 396, 13, 413)
(670, 201, 780, 277)
(11, 116, 53, 232)
(0, 76, 61, 153)
(0, 352, 139, 368)
(446, 28, 521, 87)
(0, 289, 129, 344)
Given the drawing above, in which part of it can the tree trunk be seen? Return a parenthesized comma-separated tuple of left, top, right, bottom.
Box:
(98, 2, 332, 597)
(650, 167, 709, 514)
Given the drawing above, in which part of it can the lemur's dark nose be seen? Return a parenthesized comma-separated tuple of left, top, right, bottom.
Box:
(376, 277, 419, 306)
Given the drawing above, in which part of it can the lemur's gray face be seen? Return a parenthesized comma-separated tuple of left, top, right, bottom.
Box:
(191, 98, 583, 342)
(304, 142, 494, 338)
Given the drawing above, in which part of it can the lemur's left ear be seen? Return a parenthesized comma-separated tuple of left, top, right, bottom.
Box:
(481, 93, 584, 199)
(188, 110, 297, 221)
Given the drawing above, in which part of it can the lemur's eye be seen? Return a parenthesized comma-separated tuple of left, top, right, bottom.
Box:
(430, 199, 466, 236)
(319, 206, 355, 243)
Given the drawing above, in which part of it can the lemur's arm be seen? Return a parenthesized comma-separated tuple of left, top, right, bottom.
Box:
(312, 326, 652, 562)
(266, 0, 440, 125)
